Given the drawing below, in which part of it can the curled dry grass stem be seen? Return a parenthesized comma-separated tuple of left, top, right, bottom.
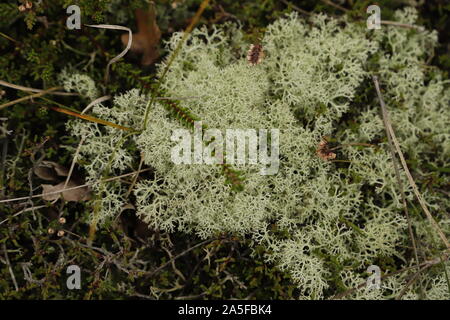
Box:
(84, 24, 133, 84)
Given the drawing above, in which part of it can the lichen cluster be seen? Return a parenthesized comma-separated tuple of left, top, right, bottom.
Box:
(63, 9, 449, 299)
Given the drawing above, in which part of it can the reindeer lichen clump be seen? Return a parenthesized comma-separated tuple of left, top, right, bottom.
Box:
(64, 9, 450, 299)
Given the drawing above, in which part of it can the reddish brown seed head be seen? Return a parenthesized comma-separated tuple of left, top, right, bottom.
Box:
(316, 139, 336, 161)
(247, 44, 264, 66)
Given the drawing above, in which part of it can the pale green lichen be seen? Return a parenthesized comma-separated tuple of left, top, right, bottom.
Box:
(64, 8, 450, 299)
(58, 69, 100, 101)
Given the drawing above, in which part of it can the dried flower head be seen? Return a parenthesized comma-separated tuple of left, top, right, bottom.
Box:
(18, 5, 26, 12)
(59, 217, 66, 224)
(57, 230, 65, 237)
(48, 228, 55, 235)
(247, 44, 264, 66)
(316, 139, 336, 161)
(25, 1, 32, 9)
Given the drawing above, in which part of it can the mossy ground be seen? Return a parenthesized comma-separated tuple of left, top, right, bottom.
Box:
(0, 0, 449, 299)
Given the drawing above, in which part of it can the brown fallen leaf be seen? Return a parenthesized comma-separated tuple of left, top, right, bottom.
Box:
(41, 180, 91, 202)
(121, 2, 161, 66)
(34, 161, 69, 181)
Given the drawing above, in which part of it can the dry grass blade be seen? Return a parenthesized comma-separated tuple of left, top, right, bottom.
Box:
(395, 264, 431, 300)
(370, 76, 423, 294)
(0, 32, 19, 44)
(49, 106, 133, 131)
(373, 76, 450, 249)
(0, 80, 78, 96)
(0, 87, 63, 111)
(81, 95, 111, 114)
